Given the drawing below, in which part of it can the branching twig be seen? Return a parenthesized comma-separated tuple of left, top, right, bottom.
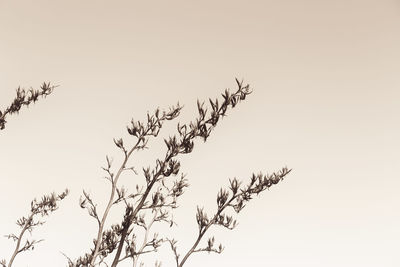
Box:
(0, 82, 56, 130)
(175, 168, 291, 266)
(71, 105, 182, 266)
(69, 79, 289, 267)
(132, 210, 158, 267)
(109, 79, 252, 267)
(2, 189, 68, 267)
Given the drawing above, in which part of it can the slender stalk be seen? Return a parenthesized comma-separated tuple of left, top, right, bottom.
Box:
(111, 171, 162, 267)
(111, 146, 178, 267)
(132, 211, 158, 267)
(89, 106, 182, 266)
(177, 226, 209, 267)
(90, 137, 145, 266)
(111, 148, 177, 267)
(7, 214, 33, 267)
(111, 82, 252, 266)
(177, 196, 234, 267)
(177, 168, 291, 266)
(0, 82, 55, 130)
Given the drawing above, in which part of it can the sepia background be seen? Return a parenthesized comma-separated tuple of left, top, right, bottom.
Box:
(0, 0, 399, 266)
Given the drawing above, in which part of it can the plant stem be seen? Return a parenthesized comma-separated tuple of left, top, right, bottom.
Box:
(110, 173, 161, 267)
(90, 138, 144, 266)
(178, 194, 237, 267)
(8, 214, 33, 267)
(132, 211, 158, 267)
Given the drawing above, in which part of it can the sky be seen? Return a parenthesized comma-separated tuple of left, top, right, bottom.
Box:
(0, 0, 399, 266)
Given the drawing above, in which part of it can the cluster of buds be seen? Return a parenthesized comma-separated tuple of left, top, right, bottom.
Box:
(2, 190, 68, 267)
(175, 168, 291, 267)
(72, 79, 288, 267)
(0, 82, 56, 130)
(184, 79, 251, 142)
(110, 79, 255, 266)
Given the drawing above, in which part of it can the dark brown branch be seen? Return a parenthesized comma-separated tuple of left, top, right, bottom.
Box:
(0, 82, 56, 130)
(72, 105, 183, 266)
(110, 79, 252, 267)
(3, 190, 68, 267)
(177, 168, 291, 266)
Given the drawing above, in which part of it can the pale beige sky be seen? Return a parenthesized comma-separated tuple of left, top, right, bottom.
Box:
(0, 1, 399, 266)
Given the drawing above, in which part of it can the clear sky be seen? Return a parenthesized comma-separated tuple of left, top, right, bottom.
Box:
(0, 1, 399, 266)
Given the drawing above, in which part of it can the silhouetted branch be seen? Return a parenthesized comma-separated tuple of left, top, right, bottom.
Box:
(175, 168, 291, 267)
(1, 189, 68, 267)
(69, 104, 183, 266)
(0, 82, 57, 130)
(66, 79, 290, 267)
(109, 79, 252, 267)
